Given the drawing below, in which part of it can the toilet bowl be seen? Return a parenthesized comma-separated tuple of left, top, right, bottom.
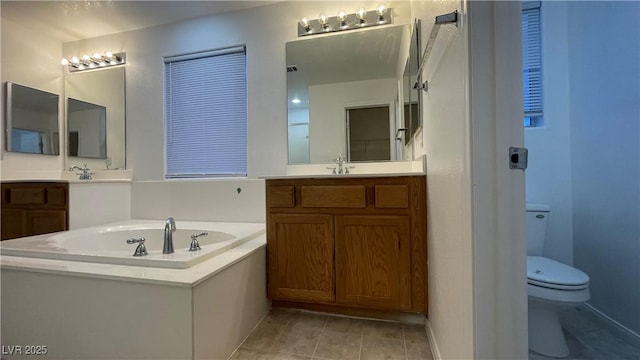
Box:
(527, 256, 590, 357)
(526, 205, 590, 358)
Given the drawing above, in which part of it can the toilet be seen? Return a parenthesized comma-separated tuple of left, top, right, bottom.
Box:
(526, 204, 590, 358)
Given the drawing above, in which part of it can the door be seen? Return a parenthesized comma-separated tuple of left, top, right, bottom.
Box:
(335, 215, 411, 310)
(346, 106, 391, 162)
(267, 213, 335, 302)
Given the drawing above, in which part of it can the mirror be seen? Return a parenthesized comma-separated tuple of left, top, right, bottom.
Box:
(64, 66, 125, 169)
(403, 19, 421, 145)
(286, 24, 413, 164)
(4, 82, 60, 155)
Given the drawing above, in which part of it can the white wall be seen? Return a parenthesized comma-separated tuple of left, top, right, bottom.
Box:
(69, 182, 131, 229)
(0, 15, 64, 177)
(567, 1, 640, 336)
(308, 78, 397, 163)
(131, 179, 266, 223)
(525, 1, 574, 265)
(61, 1, 411, 180)
(414, 1, 528, 358)
(411, 0, 474, 358)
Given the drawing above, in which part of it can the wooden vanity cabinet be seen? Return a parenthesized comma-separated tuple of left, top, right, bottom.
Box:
(1, 182, 69, 241)
(266, 175, 427, 314)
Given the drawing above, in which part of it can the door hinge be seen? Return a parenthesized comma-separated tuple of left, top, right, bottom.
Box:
(509, 147, 528, 170)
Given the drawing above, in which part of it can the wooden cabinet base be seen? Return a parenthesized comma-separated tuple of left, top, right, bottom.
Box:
(1, 182, 69, 240)
(267, 176, 427, 314)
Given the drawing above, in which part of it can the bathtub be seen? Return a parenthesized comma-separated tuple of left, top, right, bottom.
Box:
(1, 219, 270, 360)
(0, 219, 265, 269)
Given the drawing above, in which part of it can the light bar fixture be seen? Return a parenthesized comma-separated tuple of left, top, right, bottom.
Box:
(298, 5, 392, 37)
(61, 51, 126, 72)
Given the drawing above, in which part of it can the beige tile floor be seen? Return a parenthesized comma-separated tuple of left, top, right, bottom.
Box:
(228, 308, 434, 360)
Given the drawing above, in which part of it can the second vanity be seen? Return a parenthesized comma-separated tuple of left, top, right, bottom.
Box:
(265, 174, 427, 315)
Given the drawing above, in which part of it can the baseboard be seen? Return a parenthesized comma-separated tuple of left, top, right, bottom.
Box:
(582, 303, 640, 345)
(425, 317, 442, 360)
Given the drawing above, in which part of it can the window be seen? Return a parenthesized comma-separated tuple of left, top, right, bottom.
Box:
(522, 2, 543, 127)
(164, 46, 247, 178)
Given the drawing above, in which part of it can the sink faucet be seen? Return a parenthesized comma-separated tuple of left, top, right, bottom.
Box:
(163, 217, 176, 254)
(328, 154, 354, 175)
(69, 164, 93, 180)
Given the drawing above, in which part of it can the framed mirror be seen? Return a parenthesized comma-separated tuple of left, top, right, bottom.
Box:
(64, 66, 125, 169)
(4, 82, 60, 155)
(404, 19, 422, 145)
(286, 24, 412, 164)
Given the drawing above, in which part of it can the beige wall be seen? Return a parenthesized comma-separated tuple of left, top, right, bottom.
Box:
(0, 15, 65, 176)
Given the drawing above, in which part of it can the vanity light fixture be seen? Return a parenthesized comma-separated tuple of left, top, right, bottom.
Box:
(297, 5, 392, 37)
(61, 51, 126, 72)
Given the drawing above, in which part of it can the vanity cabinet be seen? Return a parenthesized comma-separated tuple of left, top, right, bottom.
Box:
(1, 182, 69, 241)
(266, 175, 427, 314)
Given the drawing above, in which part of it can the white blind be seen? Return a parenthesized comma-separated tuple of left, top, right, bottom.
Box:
(522, 2, 542, 117)
(164, 46, 247, 178)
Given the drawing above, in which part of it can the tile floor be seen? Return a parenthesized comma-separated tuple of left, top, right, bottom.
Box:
(228, 308, 434, 360)
(529, 306, 640, 360)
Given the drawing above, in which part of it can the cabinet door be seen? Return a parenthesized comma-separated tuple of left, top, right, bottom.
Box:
(27, 210, 67, 236)
(1, 209, 28, 240)
(336, 215, 411, 310)
(268, 214, 335, 302)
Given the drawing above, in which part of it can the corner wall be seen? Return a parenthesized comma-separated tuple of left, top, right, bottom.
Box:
(568, 0, 640, 336)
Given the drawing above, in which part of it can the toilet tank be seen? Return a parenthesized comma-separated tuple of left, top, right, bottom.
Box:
(526, 204, 550, 256)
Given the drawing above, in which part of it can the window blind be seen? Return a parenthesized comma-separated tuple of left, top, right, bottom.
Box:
(522, 2, 542, 118)
(164, 46, 247, 178)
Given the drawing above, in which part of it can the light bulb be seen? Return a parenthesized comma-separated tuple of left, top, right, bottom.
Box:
(300, 17, 311, 33)
(318, 13, 329, 31)
(61, 58, 69, 66)
(337, 10, 348, 28)
(82, 54, 90, 61)
(356, 8, 367, 20)
(376, 4, 387, 16)
(92, 53, 102, 60)
(105, 51, 113, 58)
(377, 4, 387, 23)
(71, 56, 80, 64)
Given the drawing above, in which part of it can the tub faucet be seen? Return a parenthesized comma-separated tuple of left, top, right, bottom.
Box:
(163, 217, 176, 254)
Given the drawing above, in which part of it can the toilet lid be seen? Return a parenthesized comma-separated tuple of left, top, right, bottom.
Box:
(527, 256, 590, 287)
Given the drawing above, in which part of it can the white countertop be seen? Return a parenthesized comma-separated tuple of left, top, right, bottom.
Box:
(261, 172, 426, 180)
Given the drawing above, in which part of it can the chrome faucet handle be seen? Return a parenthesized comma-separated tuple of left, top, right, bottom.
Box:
(189, 232, 208, 252)
(344, 166, 355, 175)
(126, 237, 148, 256)
(326, 166, 337, 174)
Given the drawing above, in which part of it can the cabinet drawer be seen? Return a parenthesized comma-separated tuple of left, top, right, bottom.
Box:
(268, 186, 295, 207)
(375, 185, 409, 208)
(301, 185, 366, 208)
(7, 188, 46, 205)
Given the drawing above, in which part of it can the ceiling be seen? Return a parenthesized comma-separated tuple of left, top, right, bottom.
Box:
(1, 1, 280, 43)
